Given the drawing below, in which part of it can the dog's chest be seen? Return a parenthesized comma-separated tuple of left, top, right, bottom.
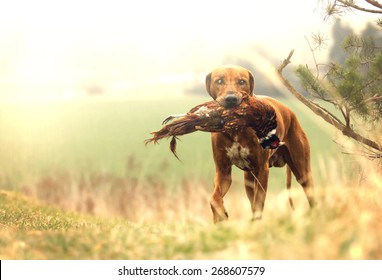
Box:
(225, 141, 251, 170)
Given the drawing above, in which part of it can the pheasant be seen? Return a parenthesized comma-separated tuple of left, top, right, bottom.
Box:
(145, 95, 283, 159)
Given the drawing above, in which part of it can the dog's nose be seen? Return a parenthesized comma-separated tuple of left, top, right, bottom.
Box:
(224, 94, 238, 108)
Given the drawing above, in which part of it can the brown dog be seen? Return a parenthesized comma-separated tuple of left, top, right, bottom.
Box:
(206, 65, 314, 223)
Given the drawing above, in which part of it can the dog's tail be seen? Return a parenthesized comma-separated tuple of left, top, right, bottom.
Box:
(286, 166, 295, 210)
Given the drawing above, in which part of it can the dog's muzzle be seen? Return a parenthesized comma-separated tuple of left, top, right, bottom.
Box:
(222, 93, 240, 108)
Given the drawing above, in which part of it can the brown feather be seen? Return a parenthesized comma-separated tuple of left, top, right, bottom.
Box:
(145, 95, 280, 158)
(169, 136, 181, 161)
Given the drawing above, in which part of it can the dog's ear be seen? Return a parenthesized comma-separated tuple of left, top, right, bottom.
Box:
(205, 72, 216, 99)
(248, 70, 255, 95)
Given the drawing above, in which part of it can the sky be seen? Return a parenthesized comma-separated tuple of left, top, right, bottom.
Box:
(0, 0, 374, 101)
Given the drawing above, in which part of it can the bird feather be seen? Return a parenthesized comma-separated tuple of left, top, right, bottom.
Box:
(145, 95, 281, 159)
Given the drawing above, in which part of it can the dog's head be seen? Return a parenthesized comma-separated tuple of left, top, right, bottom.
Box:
(205, 65, 254, 108)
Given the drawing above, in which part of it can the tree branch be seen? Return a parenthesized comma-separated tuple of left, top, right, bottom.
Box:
(365, 0, 382, 10)
(277, 50, 345, 129)
(304, 36, 320, 79)
(337, 0, 382, 13)
(276, 50, 382, 152)
(311, 99, 345, 125)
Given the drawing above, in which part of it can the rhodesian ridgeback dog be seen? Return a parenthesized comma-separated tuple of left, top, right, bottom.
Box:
(206, 65, 314, 223)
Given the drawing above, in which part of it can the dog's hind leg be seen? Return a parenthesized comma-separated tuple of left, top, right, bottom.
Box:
(284, 142, 315, 208)
(286, 165, 295, 210)
(299, 174, 315, 208)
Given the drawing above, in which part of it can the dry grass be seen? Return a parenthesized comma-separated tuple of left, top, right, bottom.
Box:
(1, 174, 382, 259)
(17, 149, 381, 219)
(19, 170, 212, 222)
(2, 154, 378, 259)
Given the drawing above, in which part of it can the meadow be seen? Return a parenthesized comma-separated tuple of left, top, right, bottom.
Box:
(0, 95, 381, 259)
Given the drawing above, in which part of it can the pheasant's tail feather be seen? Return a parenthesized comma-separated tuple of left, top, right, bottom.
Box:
(145, 116, 199, 144)
(170, 136, 182, 161)
(144, 128, 171, 145)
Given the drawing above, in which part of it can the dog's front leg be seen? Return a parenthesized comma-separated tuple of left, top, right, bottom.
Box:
(210, 166, 232, 223)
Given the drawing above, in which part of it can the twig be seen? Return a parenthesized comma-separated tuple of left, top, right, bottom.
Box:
(365, 0, 382, 10)
(337, 0, 382, 13)
(304, 36, 320, 79)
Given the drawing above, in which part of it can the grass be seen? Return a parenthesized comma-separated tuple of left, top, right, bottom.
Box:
(1, 178, 382, 260)
(0, 95, 381, 259)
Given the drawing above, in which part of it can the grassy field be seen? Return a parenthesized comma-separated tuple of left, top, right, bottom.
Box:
(1, 181, 382, 259)
(0, 95, 381, 259)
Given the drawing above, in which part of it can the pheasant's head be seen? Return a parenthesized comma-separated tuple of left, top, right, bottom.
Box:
(205, 65, 254, 109)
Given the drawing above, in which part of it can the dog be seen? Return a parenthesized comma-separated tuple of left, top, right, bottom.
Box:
(205, 65, 314, 223)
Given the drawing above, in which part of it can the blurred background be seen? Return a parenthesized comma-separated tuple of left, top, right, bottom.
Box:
(0, 0, 374, 221)
(0, 0, 370, 101)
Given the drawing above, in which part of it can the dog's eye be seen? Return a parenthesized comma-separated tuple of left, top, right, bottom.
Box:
(238, 79, 246, 85)
(215, 79, 224, 85)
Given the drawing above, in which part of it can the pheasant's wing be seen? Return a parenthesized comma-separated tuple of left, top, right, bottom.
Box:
(245, 97, 281, 149)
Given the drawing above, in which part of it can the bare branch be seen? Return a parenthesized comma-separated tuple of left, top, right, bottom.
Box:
(305, 36, 320, 79)
(277, 50, 345, 129)
(278, 49, 295, 71)
(310, 99, 344, 125)
(337, 0, 382, 13)
(365, 0, 382, 10)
